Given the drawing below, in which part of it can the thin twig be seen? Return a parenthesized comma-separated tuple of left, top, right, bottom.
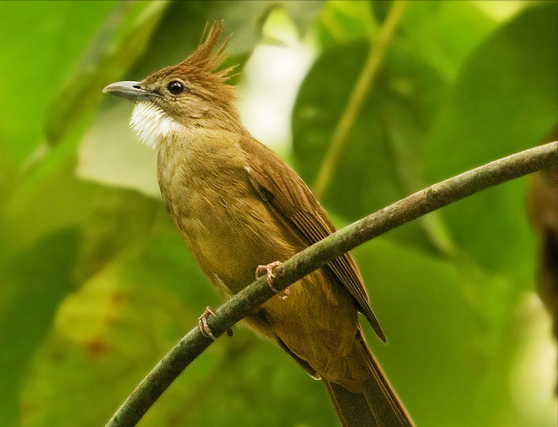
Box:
(105, 141, 558, 427)
(312, 0, 408, 197)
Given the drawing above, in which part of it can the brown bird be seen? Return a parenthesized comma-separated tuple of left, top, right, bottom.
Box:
(103, 22, 414, 427)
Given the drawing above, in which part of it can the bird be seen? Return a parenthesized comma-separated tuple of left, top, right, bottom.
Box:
(103, 21, 414, 427)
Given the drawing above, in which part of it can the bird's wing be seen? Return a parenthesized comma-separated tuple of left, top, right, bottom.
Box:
(239, 137, 386, 341)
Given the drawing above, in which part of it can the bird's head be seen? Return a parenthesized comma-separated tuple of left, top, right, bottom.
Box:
(103, 21, 244, 148)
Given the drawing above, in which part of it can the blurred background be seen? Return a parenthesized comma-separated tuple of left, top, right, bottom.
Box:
(0, 1, 556, 426)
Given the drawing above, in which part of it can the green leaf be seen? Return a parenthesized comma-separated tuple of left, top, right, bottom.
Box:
(0, 230, 80, 427)
(292, 40, 448, 251)
(0, 1, 118, 163)
(315, 0, 377, 48)
(72, 187, 160, 284)
(19, 225, 208, 427)
(397, 1, 496, 80)
(353, 237, 529, 427)
(423, 2, 558, 282)
(3, 151, 100, 259)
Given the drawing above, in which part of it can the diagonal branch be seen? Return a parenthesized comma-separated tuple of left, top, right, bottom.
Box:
(104, 141, 558, 427)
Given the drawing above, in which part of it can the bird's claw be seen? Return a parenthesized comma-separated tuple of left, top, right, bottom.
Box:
(255, 261, 289, 299)
(198, 306, 233, 340)
(255, 261, 282, 291)
(198, 306, 217, 340)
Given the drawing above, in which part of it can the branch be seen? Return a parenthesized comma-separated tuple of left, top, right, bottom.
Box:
(105, 141, 558, 427)
(312, 0, 408, 197)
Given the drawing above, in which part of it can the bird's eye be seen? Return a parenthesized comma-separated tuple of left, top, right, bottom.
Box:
(167, 80, 185, 95)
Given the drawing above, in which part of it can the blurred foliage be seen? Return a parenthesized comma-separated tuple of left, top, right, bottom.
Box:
(0, 1, 556, 427)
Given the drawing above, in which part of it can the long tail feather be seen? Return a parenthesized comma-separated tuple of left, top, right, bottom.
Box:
(325, 380, 378, 427)
(324, 332, 415, 427)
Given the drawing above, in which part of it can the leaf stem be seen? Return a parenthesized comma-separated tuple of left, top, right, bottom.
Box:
(312, 0, 408, 197)
(105, 141, 557, 427)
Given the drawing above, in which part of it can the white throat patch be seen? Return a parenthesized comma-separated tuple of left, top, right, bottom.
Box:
(130, 101, 179, 149)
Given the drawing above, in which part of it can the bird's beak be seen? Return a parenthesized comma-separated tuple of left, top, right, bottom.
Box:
(102, 81, 153, 101)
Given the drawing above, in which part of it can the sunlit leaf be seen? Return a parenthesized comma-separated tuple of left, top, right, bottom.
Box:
(315, 0, 377, 48)
(396, 1, 496, 80)
(0, 1, 117, 163)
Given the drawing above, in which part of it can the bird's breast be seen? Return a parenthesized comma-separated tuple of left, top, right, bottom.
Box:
(156, 133, 297, 293)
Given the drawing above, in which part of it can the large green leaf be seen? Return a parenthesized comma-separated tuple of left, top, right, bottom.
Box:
(0, 230, 80, 427)
(72, 187, 161, 284)
(292, 40, 448, 252)
(0, 1, 117, 164)
(2, 157, 100, 259)
(19, 220, 209, 427)
(395, 1, 496, 80)
(353, 237, 536, 427)
(423, 2, 558, 282)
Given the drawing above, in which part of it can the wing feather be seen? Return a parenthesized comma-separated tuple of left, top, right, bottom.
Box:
(239, 137, 385, 341)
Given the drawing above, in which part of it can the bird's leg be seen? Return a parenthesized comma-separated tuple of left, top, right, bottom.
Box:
(255, 261, 290, 300)
(198, 306, 233, 340)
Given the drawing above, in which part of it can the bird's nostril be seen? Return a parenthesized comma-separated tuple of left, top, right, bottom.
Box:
(133, 84, 141, 89)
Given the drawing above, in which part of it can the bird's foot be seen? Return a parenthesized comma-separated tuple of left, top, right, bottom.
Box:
(198, 306, 233, 340)
(255, 261, 290, 299)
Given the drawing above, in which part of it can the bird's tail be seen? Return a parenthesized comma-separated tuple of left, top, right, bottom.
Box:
(324, 333, 415, 427)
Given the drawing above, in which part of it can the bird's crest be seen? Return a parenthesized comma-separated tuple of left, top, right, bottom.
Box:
(177, 20, 236, 83)
(139, 20, 240, 118)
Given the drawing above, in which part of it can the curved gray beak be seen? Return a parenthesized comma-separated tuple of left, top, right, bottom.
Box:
(102, 81, 152, 101)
